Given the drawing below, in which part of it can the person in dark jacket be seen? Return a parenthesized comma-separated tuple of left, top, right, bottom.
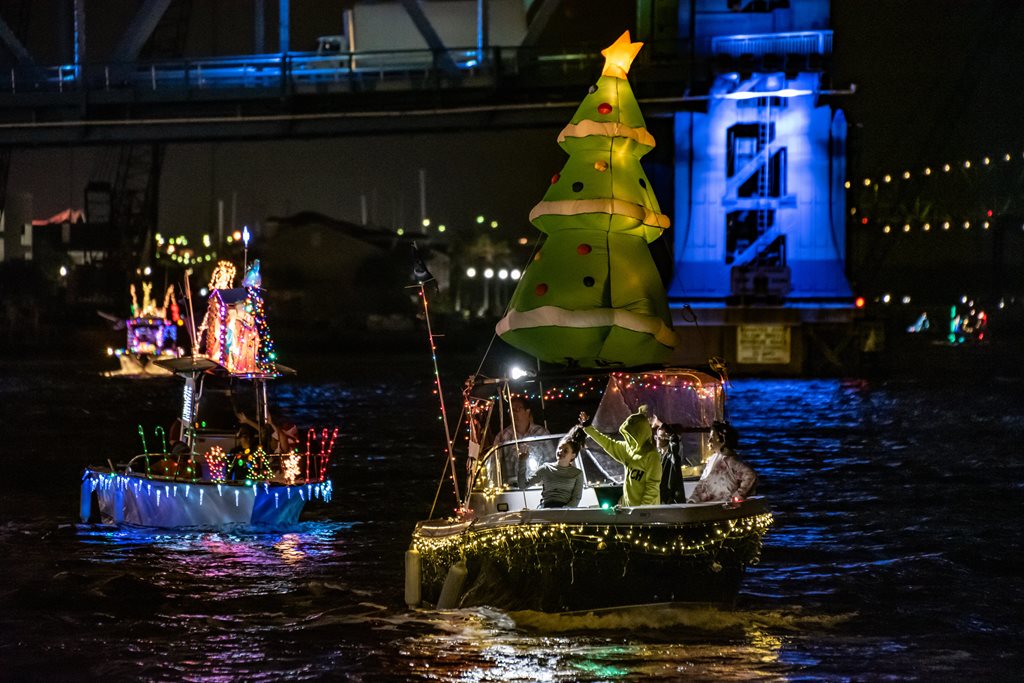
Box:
(655, 422, 687, 504)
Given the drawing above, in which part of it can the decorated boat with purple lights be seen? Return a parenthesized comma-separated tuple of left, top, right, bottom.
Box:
(404, 32, 771, 613)
(101, 281, 185, 377)
(81, 260, 335, 527)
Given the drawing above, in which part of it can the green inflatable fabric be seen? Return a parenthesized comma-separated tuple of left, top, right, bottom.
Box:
(496, 32, 678, 367)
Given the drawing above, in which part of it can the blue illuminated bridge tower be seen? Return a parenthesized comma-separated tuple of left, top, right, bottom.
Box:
(662, 1, 857, 373)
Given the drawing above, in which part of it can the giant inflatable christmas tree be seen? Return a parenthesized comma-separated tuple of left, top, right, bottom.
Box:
(496, 32, 677, 367)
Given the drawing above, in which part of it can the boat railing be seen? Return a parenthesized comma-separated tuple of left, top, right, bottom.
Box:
(123, 450, 329, 486)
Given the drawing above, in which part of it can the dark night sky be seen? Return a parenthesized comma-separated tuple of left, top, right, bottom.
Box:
(7, 1, 1024, 239)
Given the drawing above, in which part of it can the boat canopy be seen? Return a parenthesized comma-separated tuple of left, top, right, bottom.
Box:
(591, 368, 723, 433)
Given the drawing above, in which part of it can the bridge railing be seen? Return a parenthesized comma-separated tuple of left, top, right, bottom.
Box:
(0, 42, 688, 98)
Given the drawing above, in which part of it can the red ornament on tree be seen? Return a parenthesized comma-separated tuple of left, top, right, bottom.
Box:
(597, 102, 612, 114)
(577, 244, 592, 255)
(535, 283, 549, 296)
(550, 173, 560, 184)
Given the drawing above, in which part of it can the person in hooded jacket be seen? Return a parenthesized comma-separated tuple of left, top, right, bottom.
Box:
(579, 405, 661, 506)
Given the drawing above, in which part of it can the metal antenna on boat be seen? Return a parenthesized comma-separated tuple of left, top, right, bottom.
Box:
(411, 243, 461, 511)
(182, 269, 199, 353)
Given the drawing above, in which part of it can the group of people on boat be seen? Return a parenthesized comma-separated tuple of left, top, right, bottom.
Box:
(492, 396, 758, 509)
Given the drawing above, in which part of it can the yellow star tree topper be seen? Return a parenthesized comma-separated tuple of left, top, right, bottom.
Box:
(601, 31, 643, 79)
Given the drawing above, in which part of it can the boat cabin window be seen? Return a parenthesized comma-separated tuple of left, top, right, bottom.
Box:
(473, 433, 628, 492)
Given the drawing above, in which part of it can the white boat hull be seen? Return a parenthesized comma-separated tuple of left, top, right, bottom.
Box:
(81, 470, 332, 528)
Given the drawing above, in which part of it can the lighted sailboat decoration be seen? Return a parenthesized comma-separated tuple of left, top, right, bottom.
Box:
(81, 260, 334, 527)
(407, 33, 772, 612)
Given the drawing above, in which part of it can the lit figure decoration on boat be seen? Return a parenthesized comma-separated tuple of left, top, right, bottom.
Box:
(199, 259, 277, 376)
(496, 31, 677, 367)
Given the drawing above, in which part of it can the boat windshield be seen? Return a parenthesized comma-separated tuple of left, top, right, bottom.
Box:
(473, 433, 626, 492)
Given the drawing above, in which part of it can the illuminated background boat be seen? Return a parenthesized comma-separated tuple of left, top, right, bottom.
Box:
(81, 260, 334, 527)
(101, 281, 185, 377)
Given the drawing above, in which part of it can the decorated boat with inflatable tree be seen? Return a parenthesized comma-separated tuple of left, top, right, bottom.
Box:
(101, 281, 186, 377)
(405, 32, 772, 613)
(81, 259, 335, 527)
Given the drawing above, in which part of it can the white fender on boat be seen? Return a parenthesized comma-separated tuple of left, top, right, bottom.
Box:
(436, 559, 468, 609)
(404, 548, 422, 608)
(79, 476, 93, 523)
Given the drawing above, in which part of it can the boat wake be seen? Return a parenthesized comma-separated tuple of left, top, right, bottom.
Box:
(506, 602, 853, 634)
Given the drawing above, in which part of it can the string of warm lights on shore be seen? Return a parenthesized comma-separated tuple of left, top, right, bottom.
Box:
(845, 149, 1024, 235)
(846, 149, 1024, 192)
(850, 213, 1023, 236)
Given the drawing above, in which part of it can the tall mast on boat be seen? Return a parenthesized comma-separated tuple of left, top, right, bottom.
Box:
(411, 244, 461, 508)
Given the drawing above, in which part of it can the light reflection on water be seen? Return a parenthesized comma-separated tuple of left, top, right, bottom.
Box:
(1, 355, 1023, 680)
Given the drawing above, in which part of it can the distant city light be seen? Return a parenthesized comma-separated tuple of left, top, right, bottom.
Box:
(855, 296, 865, 308)
(490, 220, 498, 228)
(902, 296, 911, 304)
(203, 234, 211, 247)
(232, 230, 242, 240)
(397, 228, 405, 236)
(438, 225, 446, 233)
(466, 267, 477, 278)
(882, 293, 891, 303)
(199, 287, 208, 296)
(484, 268, 494, 279)
(511, 269, 521, 279)
(422, 218, 431, 227)
(476, 215, 485, 224)
(143, 266, 152, 275)
(498, 269, 509, 280)
(59, 266, 67, 277)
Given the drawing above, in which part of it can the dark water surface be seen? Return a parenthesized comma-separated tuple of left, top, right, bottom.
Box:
(1, 352, 1022, 681)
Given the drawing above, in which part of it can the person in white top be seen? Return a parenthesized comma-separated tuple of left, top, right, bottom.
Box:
(495, 396, 549, 445)
(494, 396, 549, 484)
(687, 421, 757, 503)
